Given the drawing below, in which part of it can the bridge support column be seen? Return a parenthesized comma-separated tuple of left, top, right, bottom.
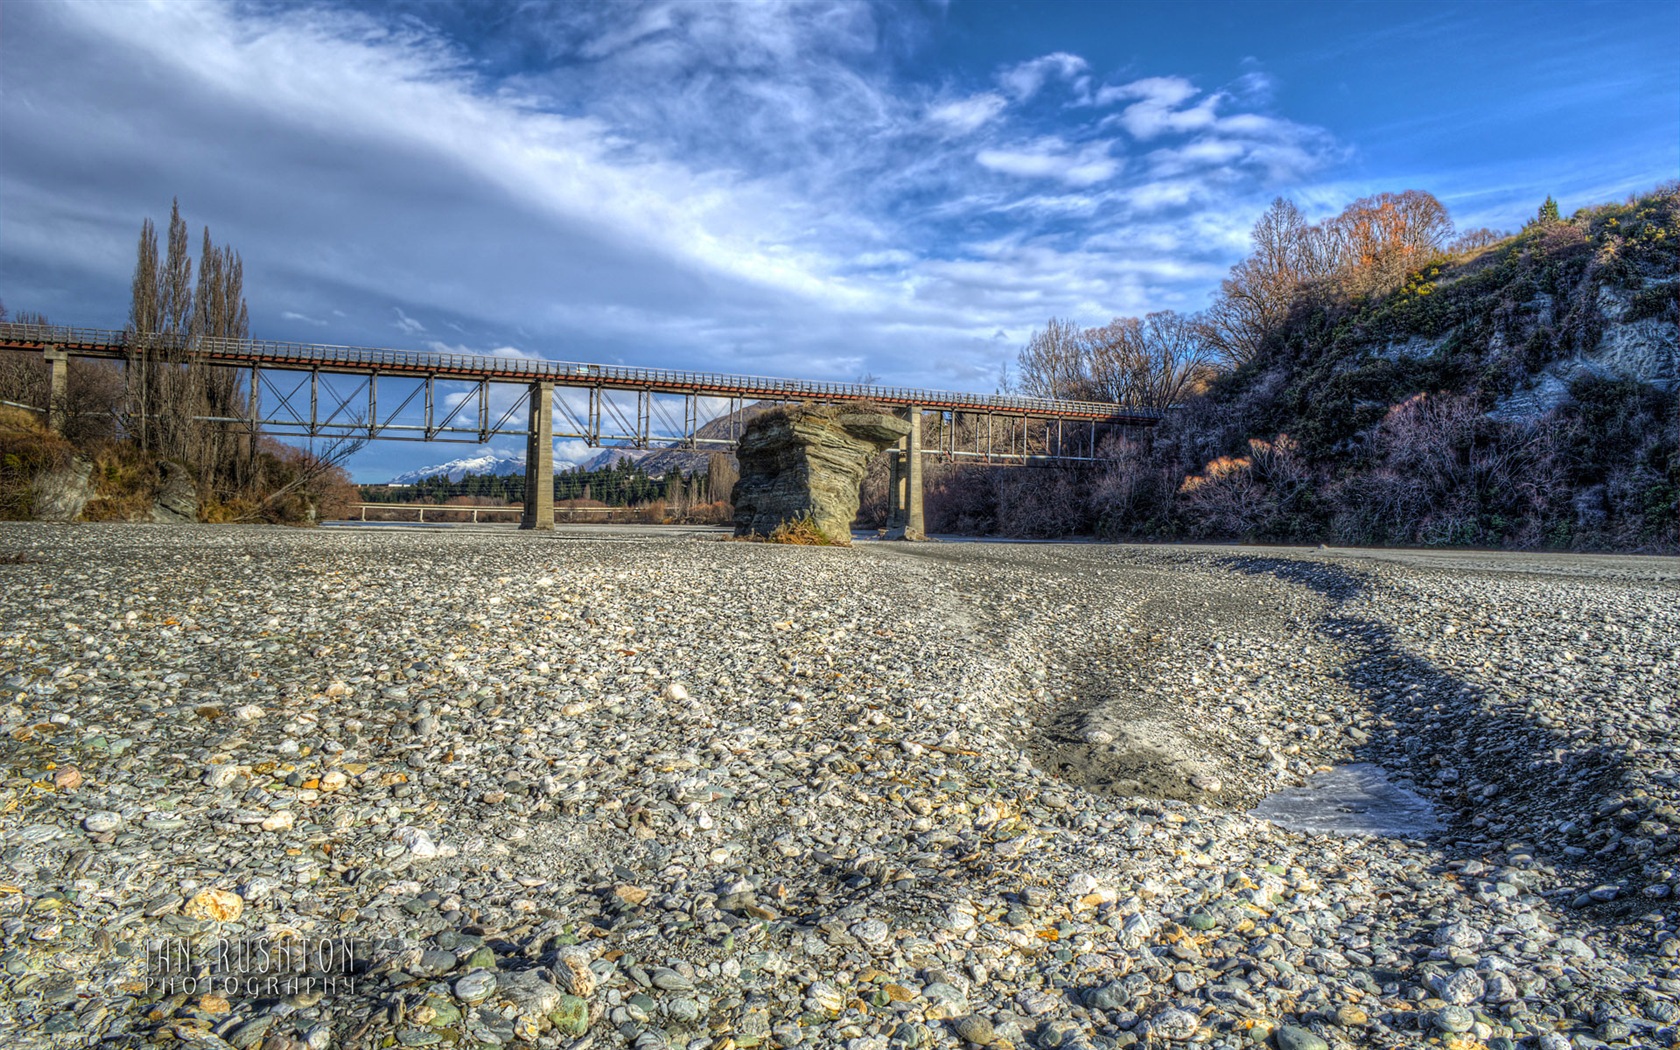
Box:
(887, 446, 905, 527)
(521, 381, 554, 531)
(43, 346, 68, 435)
(904, 404, 925, 540)
(885, 406, 925, 540)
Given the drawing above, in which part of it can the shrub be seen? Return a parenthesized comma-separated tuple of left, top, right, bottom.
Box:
(763, 514, 844, 546)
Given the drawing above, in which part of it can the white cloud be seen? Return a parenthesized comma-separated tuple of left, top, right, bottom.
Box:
(999, 53, 1090, 101)
(976, 138, 1120, 187)
(0, 1, 1353, 484)
(393, 307, 426, 335)
(926, 93, 1008, 135)
(1099, 77, 1223, 140)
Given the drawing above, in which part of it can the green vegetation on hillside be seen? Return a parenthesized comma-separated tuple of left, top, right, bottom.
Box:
(928, 185, 1678, 550)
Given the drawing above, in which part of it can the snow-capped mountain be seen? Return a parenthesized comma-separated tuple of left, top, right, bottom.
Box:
(390, 449, 526, 484)
(578, 447, 660, 470)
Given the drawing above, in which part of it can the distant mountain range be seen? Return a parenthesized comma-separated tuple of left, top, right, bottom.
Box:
(388, 402, 774, 483)
(388, 449, 526, 484)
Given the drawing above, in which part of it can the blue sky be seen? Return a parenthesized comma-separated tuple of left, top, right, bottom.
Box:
(2, 0, 1675, 480)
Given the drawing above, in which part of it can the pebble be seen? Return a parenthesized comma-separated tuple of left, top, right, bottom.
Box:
(1272, 1026, 1328, 1050)
(953, 1015, 994, 1045)
(1146, 1007, 1200, 1041)
(182, 888, 244, 923)
(81, 811, 122, 833)
(452, 970, 497, 1004)
(0, 527, 1674, 1050)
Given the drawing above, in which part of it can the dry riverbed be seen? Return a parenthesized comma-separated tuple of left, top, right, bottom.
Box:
(0, 525, 1676, 1050)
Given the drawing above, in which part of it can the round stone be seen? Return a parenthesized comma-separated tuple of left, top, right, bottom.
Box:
(453, 970, 497, 1004)
(551, 993, 589, 1036)
(182, 889, 244, 923)
(1430, 1005, 1475, 1034)
(82, 811, 123, 834)
(954, 1015, 995, 1046)
(1438, 967, 1484, 1005)
(1085, 982, 1128, 1010)
(851, 919, 890, 946)
(1147, 1008, 1200, 1041)
(1433, 921, 1484, 950)
(1272, 1024, 1328, 1050)
(554, 947, 596, 997)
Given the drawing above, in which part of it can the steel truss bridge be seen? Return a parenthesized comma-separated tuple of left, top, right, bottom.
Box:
(0, 322, 1161, 532)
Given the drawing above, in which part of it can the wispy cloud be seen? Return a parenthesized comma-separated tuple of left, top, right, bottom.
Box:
(926, 93, 1009, 135)
(1099, 76, 1221, 139)
(0, 0, 1348, 435)
(976, 138, 1121, 187)
(999, 53, 1090, 101)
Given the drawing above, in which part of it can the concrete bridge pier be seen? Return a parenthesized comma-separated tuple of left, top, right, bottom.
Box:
(521, 381, 554, 531)
(887, 445, 905, 526)
(884, 404, 926, 540)
(43, 346, 67, 434)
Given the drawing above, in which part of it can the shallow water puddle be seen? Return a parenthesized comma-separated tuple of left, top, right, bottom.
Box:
(1249, 762, 1442, 837)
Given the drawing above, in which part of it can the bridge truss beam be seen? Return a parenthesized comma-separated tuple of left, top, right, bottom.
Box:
(0, 322, 1163, 535)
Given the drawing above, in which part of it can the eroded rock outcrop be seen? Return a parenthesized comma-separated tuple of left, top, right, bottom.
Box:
(732, 407, 909, 543)
(29, 456, 94, 522)
(149, 461, 199, 523)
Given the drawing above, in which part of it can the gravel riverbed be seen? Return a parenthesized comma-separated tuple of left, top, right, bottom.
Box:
(0, 524, 1676, 1050)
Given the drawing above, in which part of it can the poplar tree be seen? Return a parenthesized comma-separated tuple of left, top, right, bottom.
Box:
(124, 199, 255, 484)
(126, 218, 161, 447)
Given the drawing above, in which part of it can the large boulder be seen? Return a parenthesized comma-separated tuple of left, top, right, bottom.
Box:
(30, 456, 94, 522)
(149, 461, 200, 523)
(732, 408, 910, 543)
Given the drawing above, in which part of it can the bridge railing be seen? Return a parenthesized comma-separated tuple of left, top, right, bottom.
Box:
(0, 321, 1162, 422)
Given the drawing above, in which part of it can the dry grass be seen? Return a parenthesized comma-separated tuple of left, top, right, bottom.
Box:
(0, 404, 48, 437)
(732, 513, 847, 546)
(81, 443, 165, 522)
(764, 514, 845, 546)
(200, 496, 260, 523)
(0, 414, 76, 520)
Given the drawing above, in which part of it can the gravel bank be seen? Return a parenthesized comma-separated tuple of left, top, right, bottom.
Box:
(0, 525, 1675, 1050)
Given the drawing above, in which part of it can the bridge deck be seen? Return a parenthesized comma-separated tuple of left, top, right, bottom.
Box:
(0, 322, 1160, 425)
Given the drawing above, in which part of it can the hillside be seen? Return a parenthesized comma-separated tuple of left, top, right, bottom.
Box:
(938, 187, 1676, 551)
(1168, 187, 1677, 549)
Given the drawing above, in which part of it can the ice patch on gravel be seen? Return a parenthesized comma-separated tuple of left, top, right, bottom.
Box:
(1250, 763, 1442, 837)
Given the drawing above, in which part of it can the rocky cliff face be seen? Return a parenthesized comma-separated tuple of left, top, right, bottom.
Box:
(732, 408, 910, 543)
(1493, 281, 1679, 420)
(29, 457, 94, 522)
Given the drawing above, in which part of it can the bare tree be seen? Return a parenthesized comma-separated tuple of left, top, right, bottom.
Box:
(234, 426, 367, 522)
(1323, 190, 1454, 297)
(126, 218, 160, 447)
(189, 226, 253, 486)
(161, 199, 193, 336)
(1015, 318, 1088, 400)
(1202, 198, 1331, 367)
(1448, 227, 1508, 254)
(1205, 190, 1457, 364)
(1085, 311, 1216, 410)
(707, 451, 738, 506)
(121, 199, 259, 501)
(1017, 311, 1213, 411)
